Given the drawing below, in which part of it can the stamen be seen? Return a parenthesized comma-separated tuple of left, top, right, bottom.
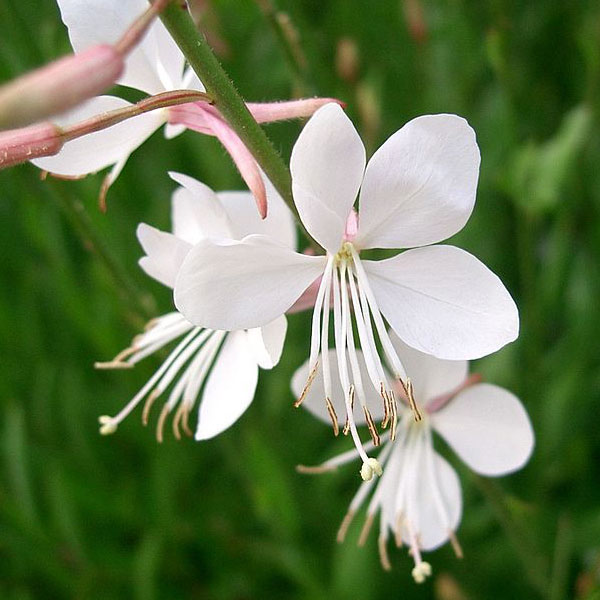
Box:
(378, 536, 392, 571)
(401, 378, 422, 422)
(337, 510, 355, 543)
(363, 406, 381, 446)
(381, 383, 390, 429)
(449, 530, 464, 559)
(394, 512, 404, 547)
(294, 360, 319, 408)
(358, 512, 375, 546)
(156, 404, 170, 443)
(181, 407, 193, 437)
(172, 403, 185, 440)
(94, 359, 133, 370)
(142, 389, 159, 426)
(342, 385, 355, 436)
(389, 391, 398, 441)
(325, 397, 339, 436)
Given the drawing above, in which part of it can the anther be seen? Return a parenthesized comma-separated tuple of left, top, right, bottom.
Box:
(394, 512, 404, 547)
(363, 407, 381, 446)
(181, 407, 193, 437)
(343, 385, 355, 436)
(294, 360, 319, 408)
(142, 389, 159, 426)
(401, 378, 422, 422)
(378, 536, 392, 571)
(337, 510, 356, 543)
(380, 382, 390, 428)
(358, 512, 375, 546)
(156, 404, 170, 443)
(98, 415, 117, 435)
(389, 391, 398, 441)
(295, 463, 338, 474)
(325, 397, 339, 436)
(448, 530, 464, 559)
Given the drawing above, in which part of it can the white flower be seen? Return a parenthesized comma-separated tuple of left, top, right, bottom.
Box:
(174, 103, 519, 475)
(292, 334, 534, 582)
(96, 172, 296, 441)
(31, 0, 337, 213)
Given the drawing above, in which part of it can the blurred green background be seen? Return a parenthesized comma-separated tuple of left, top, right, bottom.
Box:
(1, 0, 600, 598)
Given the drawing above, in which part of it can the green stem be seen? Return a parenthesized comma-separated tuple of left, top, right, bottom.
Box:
(157, 3, 300, 222)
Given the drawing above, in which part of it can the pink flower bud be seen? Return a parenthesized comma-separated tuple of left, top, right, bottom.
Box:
(0, 45, 123, 130)
(0, 123, 64, 169)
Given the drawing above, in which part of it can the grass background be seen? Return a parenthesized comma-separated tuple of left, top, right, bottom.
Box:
(1, 0, 600, 598)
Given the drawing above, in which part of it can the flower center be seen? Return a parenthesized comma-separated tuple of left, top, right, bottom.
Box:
(295, 242, 420, 480)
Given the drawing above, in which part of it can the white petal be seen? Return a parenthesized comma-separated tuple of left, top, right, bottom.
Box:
(169, 172, 233, 244)
(56, 0, 180, 94)
(164, 123, 186, 140)
(431, 383, 534, 476)
(389, 332, 468, 404)
(137, 223, 192, 288)
(364, 245, 519, 360)
(218, 177, 297, 249)
(291, 350, 384, 426)
(32, 95, 162, 176)
(175, 235, 326, 330)
(290, 103, 365, 253)
(407, 449, 462, 551)
(247, 315, 288, 370)
(195, 331, 258, 440)
(356, 114, 480, 250)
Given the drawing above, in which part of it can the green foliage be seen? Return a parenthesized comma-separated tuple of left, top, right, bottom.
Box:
(1, 0, 600, 598)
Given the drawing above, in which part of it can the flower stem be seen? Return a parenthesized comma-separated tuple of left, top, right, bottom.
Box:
(157, 3, 296, 217)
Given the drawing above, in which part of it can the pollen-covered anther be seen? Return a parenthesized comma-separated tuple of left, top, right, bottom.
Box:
(358, 512, 375, 546)
(411, 561, 432, 584)
(294, 360, 319, 408)
(363, 406, 381, 446)
(337, 509, 356, 543)
(325, 397, 339, 436)
(360, 457, 383, 481)
(142, 389, 160, 426)
(402, 378, 422, 422)
(380, 382, 390, 429)
(155, 404, 170, 443)
(98, 415, 117, 435)
(449, 530, 464, 559)
(389, 391, 398, 441)
(378, 536, 392, 571)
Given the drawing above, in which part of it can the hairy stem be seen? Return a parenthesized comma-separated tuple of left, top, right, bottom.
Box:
(157, 4, 298, 217)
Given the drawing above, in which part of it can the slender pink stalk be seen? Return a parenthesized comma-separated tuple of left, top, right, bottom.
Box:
(0, 123, 64, 168)
(246, 98, 345, 123)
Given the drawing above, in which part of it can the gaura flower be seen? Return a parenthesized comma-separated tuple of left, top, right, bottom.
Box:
(96, 172, 296, 441)
(173, 103, 519, 477)
(32, 0, 338, 215)
(292, 334, 534, 583)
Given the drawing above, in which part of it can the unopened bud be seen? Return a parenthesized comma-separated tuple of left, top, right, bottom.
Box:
(0, 123, 63, 169)
(0, 45, 123, 131)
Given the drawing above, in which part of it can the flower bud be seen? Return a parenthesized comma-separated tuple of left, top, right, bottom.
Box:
(0, 45, 123, 130)
(0, 123, 63, 169)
